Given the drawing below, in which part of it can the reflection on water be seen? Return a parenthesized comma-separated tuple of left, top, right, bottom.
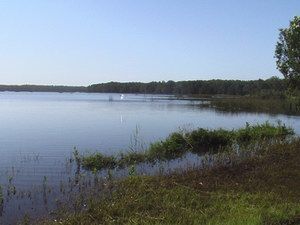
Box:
(0, 92, 300, 224)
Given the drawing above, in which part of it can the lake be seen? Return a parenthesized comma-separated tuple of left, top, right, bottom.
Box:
(0, 92, 300, 224)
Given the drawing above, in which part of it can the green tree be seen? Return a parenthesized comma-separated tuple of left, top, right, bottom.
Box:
(275, 16, 300, 91)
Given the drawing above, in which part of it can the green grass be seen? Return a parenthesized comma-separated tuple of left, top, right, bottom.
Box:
(81, 122, 294, 171)
(39, 137, 300, 225)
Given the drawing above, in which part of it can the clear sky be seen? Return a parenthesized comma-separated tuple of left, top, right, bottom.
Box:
(0, 0, 299, 85)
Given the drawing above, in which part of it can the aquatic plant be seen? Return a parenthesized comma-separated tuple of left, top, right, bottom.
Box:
(118, 151, 146, 168)
(73, 147, 81, 166)
(235, 121, 294, 143)
(81, 122, 294, 171)
(82, 153, 116, 171)
(187, 128, 233, 155)
(147, 132, 190, 162)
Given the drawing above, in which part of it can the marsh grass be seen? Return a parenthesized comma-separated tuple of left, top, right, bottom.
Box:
(39, 137, 300, 225)
(188, 128, 233, 155)
(147, 132, 190, 161)
(208, 97, 300, 115)
(81, 122, 294, 171)
(234, 121, 294, 143)
(118, 151, 146, 168)
(81, 153, 116, 171)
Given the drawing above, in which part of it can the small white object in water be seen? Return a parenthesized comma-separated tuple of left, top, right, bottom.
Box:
(120, 94, 124, 100)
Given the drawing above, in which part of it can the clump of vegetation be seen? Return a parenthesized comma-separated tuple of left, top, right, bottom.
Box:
(147, 132, 190, 161)
(235, 121, 294, 143)
(188, 128, 233, 154)
(118, 151, 146, 168)
(81, 122, 294, 171)
(81, 153, 116, 171)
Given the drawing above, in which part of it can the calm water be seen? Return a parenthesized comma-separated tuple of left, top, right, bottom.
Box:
(0, 92, 300, 224)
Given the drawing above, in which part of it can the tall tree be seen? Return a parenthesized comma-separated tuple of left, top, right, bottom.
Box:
(275, 16, 300, 90)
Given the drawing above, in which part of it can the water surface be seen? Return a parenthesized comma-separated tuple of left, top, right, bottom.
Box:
(0, 92, 300, 224)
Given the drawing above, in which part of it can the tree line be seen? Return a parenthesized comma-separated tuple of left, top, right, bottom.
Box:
(0, 85, 87, 93)
(0, 77, 287, 98)
(87, 76, 287, 98)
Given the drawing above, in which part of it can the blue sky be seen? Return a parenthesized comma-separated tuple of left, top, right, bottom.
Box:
(0, 0, 299, 85)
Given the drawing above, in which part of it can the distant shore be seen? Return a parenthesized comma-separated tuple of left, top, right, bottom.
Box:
(0, 77, 287, 99)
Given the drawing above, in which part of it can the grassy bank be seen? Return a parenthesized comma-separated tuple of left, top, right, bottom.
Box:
(38, 134, 300, 225)
(80, 122, 294, 171)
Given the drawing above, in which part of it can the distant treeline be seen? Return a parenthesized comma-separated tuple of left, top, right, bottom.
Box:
(88, 77, 287, 98)
(0, 77, 288, 97)
(0, 85, 87, 92)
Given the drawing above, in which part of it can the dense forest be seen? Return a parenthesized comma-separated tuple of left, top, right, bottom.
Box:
(0, 85, 87, 92)
(88, 76, 287, 98)
(0, 77, 288, 97)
